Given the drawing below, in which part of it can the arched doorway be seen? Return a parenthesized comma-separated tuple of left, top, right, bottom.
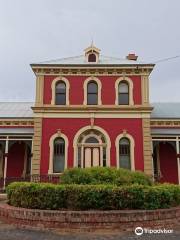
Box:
(76, 129, 108, 168)
(153, 142, 178, 184)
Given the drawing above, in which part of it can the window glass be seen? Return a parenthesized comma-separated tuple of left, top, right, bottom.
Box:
(119, 138, 131, 170)
(88, 53, 96, 62)
(88, 82, 98, 93)
(87, 82, 98, 105)
(103, 147, 106, 167)
(55, 81, 66, 105)
(85, 137, 99, 143)
(118, 82, 129, 105)
(119, 83, 128, 93)
(53, 138, 65, 173)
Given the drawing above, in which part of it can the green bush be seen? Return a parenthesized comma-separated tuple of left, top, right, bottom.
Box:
(61, 167, 152, 186)
(6, 182, 180, 210)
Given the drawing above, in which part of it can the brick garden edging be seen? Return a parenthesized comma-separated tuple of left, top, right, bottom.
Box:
(0, 203, 180, 232)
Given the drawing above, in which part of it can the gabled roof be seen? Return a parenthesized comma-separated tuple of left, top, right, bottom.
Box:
(151, 103, 180, 119)
(0, 102, 33, 118)
(31, 55, 152, 66)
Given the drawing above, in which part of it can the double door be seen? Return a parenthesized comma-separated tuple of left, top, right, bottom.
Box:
(84, 147, 100, 168)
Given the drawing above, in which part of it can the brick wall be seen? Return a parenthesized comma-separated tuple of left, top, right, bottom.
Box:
(0, 204, 179, 232)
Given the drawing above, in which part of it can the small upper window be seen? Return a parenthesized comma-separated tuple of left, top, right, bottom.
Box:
(87, 81, 98, 105)
(55, 81, 66, 105)
(118, 81, 129, 105)
(88, 53, 96, 62)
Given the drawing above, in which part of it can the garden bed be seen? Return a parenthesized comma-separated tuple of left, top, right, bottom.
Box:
(0, 203, 179, 231)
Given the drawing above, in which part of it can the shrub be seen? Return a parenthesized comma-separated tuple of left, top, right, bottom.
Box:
(61, 167, 152, 186)
(6, 182, 180, 210)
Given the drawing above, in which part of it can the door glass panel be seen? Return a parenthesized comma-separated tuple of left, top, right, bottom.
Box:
(93, 148, 99, 166)
(84, 148, 91, 168)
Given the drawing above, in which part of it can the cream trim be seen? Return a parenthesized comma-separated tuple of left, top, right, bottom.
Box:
(51, 77, 70, 105)
(48, 131, 68, 174)
(115, 132, 135, 170)
(115, 77, 134, 105)
(33, 112, 151, 119)
(35, 76, 44, 105)
(151, 119, 180, 128)
(83, 77, 102, 105)
(141, 75, 149, 104)
(73, 125, 111, 167)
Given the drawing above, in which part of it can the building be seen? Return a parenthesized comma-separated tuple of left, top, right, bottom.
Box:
(0, 44, 180, 188)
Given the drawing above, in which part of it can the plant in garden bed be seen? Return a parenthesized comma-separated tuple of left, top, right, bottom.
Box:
(61, 167, 152, 186)
(6, 182, 180, 210)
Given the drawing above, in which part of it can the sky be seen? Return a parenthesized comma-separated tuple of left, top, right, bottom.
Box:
(0, 0, 180, 102)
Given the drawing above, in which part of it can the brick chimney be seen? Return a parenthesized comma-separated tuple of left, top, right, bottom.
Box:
(126, 53, 138, 61)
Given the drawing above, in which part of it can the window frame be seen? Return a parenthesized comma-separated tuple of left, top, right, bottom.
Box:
(55, 81, 66, 105)
(53, 137, 65, 173)
(118, 81, 129, 105)
(87, 81, 98, 105)
(119, 137, 131, 170)
(51, 77, 70, 105)
(83, 77, 102, 105)
(115, 133, 135, 170)
(48, 132, 68, 174)
(115, 77, 134, 106)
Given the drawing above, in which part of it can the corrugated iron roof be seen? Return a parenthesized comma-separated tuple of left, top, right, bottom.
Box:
(0, 102, 33, 118)
(0, 128, 34, 134)
(151, 103, 180, 119)
(0, 102, 180, 119)
(32, 55, 151, 66)
(151, 128, 180, 135)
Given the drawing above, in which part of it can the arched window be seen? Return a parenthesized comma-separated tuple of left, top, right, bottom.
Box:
(118, 81, 129, 105)
(88, 53, 96, 62)
(55, 81, 66, 105)
(53, 138, 65, 173)
(87, 81, 98, 105)
(119, 138, 131, 169)
(85, 136, 99, 143)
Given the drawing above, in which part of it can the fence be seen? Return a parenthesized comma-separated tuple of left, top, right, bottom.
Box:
(0, 175, 60, 191)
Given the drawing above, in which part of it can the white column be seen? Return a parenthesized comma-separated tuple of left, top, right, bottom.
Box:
(30, 139, 33, 175)
(3, 137, 9, 189)
(30, 139, 33, 182)
(151, 140, 155, 182)
(176, 137, 180, 185)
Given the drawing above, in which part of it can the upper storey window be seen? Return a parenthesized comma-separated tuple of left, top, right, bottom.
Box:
(88, 53, 96, 62)
(87, 81, 98, 105)
(55, 81, 66, 105)
(118, 81, 129, 105)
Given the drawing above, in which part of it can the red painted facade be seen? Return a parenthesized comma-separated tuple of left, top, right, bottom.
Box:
(43, 75, 142, 105)
(40, 118, 144, 174)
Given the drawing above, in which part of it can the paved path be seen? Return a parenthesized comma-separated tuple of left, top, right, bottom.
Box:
(0, 221, 180, 240)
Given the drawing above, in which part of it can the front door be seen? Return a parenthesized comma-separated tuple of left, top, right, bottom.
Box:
(84, 147, 100, 168)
